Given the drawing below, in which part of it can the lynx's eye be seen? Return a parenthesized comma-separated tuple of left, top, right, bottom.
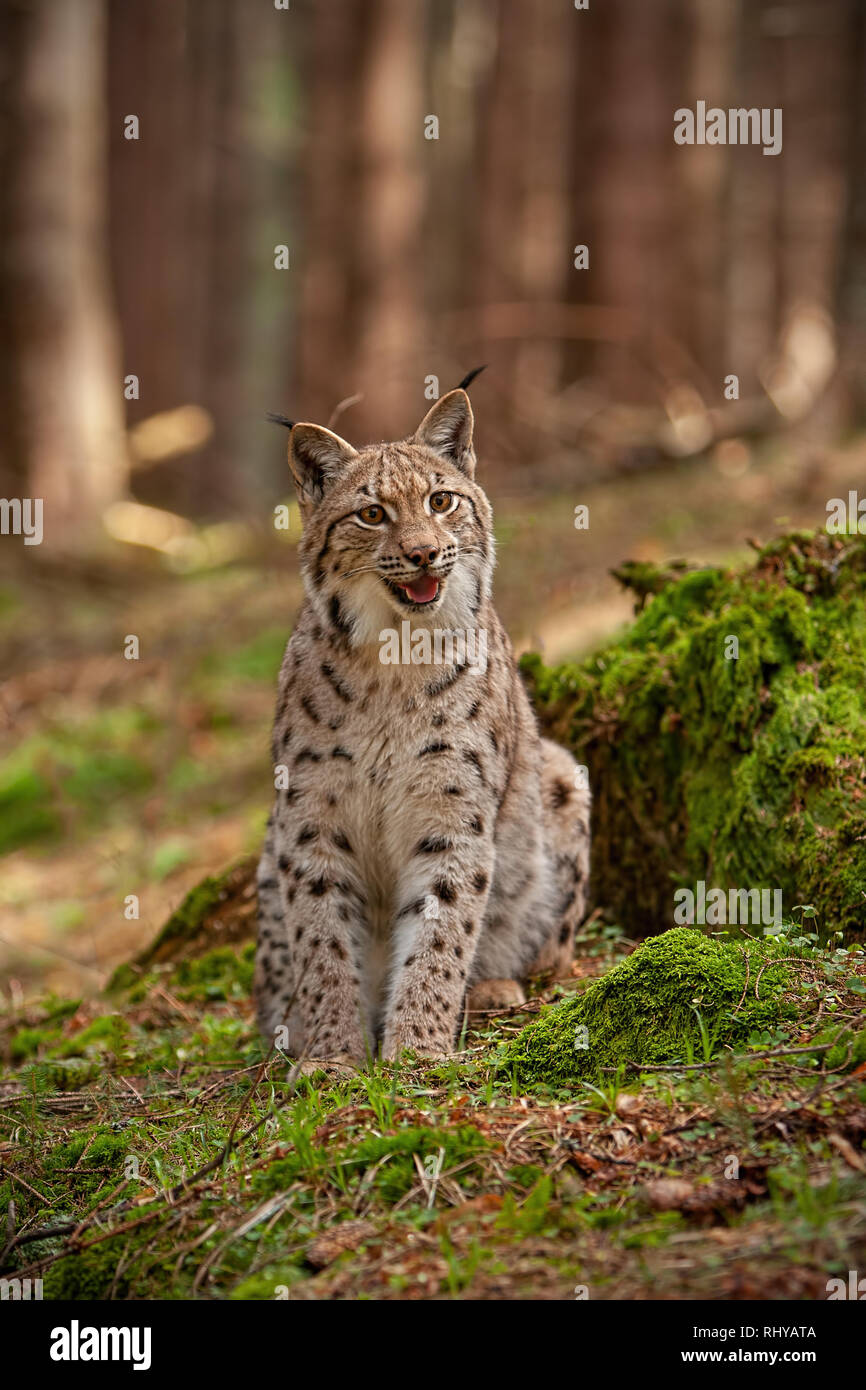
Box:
(357, 503, 386, 525)
(429, 491, 455, 514)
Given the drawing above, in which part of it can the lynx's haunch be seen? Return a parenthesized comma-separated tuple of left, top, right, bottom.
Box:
(255, 387, 590, 1060)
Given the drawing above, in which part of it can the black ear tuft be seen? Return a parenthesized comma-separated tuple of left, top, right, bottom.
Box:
(455, 365, 487, 393)
(266, 412, 295, 429)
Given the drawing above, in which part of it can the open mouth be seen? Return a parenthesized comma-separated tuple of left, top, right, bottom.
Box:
(385, 574, 441, 606)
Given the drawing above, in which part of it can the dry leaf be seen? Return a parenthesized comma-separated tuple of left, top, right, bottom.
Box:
(828, 1132, 866, 1174)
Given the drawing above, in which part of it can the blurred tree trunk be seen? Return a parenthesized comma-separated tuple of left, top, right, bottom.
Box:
(588, 0, 681, 406)
(469, 0, 536, 470)
(424, 0, 494, 393)
(0, 1, 27, 495)
(295, 0, 365, 426)
(512, 2, 576, 418)
(107, 0, 189, 433)
(770, 0, 847, 444)
(778, 3, 847, 323)
(188, 0, 251, 512)
(350, 0, 427, 437)
(0, 0, 129, 544)
(723, 1, 783, 401)
(108, 0, 261, 518)
(474, 0, 523, 367)
(675, 0, 737, 396)
(837, 0, 866, 423)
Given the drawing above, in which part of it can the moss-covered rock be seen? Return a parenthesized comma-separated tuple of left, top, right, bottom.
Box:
(500, 927, 814, 1089)
(523, 531, 866, 937)
(169, 942, 255, 1001)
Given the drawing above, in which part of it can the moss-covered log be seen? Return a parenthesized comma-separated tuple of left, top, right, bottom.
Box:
(523, 531, 866, 938)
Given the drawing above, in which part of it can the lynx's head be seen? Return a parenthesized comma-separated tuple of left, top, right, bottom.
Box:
(284, 390, 495, 645)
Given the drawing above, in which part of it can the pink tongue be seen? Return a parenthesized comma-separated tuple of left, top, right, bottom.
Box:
(403, 575, 439, 603)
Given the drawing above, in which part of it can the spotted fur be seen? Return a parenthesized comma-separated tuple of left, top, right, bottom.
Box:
(255, 389, 590, 1059)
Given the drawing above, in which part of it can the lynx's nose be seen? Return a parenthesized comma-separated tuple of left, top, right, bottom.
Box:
(406, 543, 439, 567)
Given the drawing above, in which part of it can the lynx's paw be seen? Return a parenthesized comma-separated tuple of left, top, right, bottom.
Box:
(294, 1054, 361, 1078)
(380, 1027, 453, 1063)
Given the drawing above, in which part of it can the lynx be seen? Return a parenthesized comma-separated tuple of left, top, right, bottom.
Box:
(255, 383, 590, 1060)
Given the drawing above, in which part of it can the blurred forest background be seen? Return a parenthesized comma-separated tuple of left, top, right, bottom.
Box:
(2, 0, 866, 999)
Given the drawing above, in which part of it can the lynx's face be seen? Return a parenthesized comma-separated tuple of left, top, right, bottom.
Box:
(288, 391, 495, 644)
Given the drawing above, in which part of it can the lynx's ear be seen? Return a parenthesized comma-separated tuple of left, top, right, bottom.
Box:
(289, 423, 358, 503)
(413, 389, 476, 478)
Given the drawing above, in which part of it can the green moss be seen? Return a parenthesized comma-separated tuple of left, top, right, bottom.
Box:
(169, 943, 255, 1001)
(808, 1020, 866, 1070)
(7, 1011, 132, 1072)
(229, 1266, 307, 1299)
(19, 1057, 103, 1090)
(53, 1014, 129, 1059)
(43, 1240, 131, 1301)
(501, 928, 806, 1089)
(45, 1128, 128, 1174)
(43, 1127, 129, 1201)
(506, 1163, 547, 1188)
(524, 531, 866, 937)
(0, 765, 60, 853)
(9, 1026, 54, 1061)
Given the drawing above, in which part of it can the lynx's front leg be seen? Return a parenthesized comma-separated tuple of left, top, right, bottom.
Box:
(261, 797, 372, 1059)
(382, 832, 495, 1058)
(281, 876, 370, 1059)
